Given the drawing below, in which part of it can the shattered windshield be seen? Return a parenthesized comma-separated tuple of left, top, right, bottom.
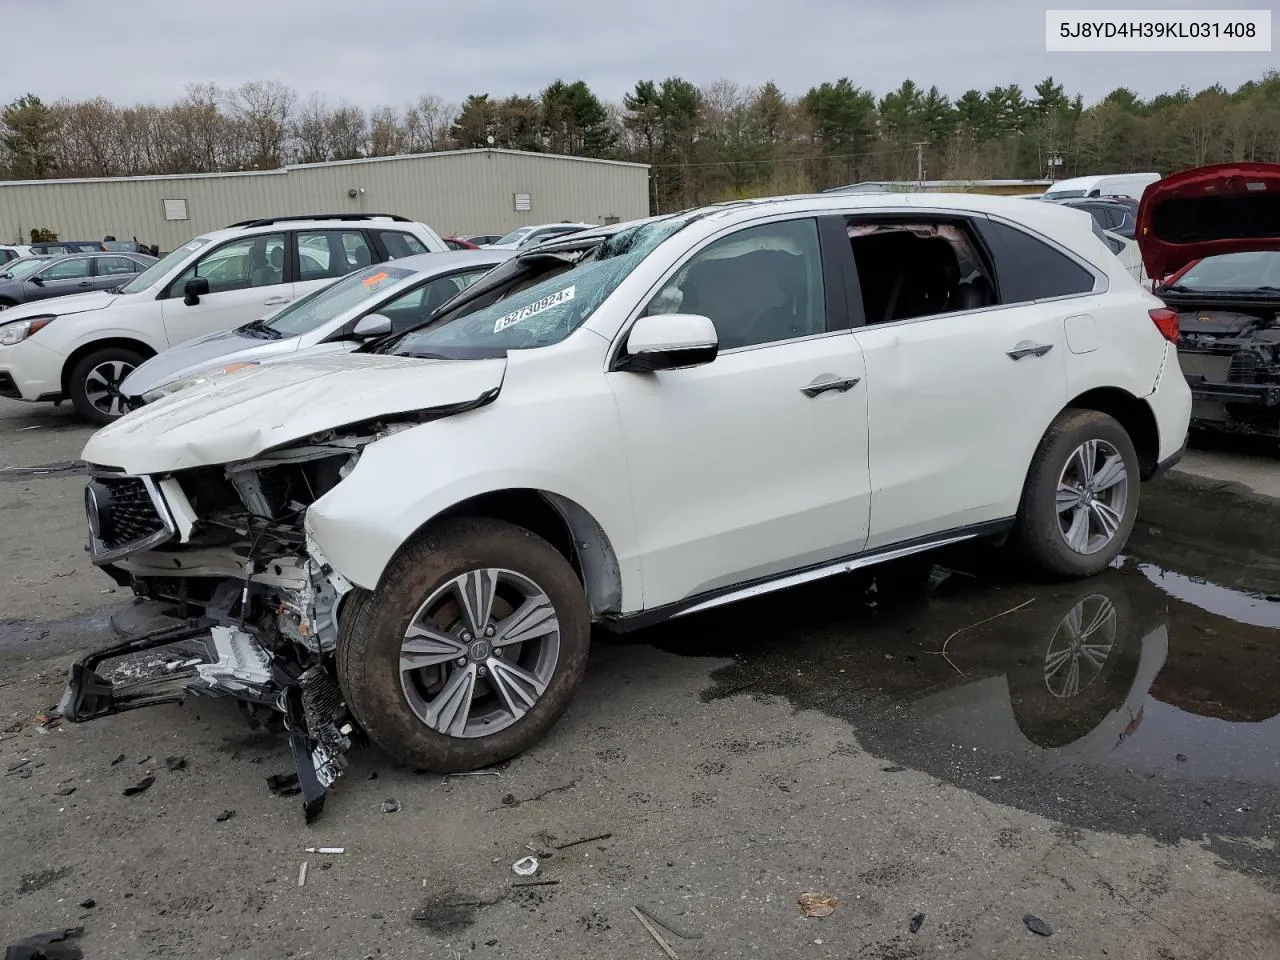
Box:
(1173, 252, 1280, 293)
(381, 216, 696, 358)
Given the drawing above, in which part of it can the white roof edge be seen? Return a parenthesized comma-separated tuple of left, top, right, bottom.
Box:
(0, 148, 649, 188)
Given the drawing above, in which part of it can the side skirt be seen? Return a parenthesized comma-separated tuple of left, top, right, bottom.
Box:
(602, 518, 1014, 633)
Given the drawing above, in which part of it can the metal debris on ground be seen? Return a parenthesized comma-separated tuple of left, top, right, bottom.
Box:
(78, 899, 95, 909)
(215, 810, 236, 822)
(909, 912, 926, 933)
(634, 906, 702, 941)
(442, 769, 502, 782)
(553, 832, 613, 849)
(881, 765, 906, 773)
(933, 597, 1035, 678)
(136, 755, 151, 765)
(304, 847, 345, 854)
(267, 773, 302, 797)
(297, 862, 308, 887)
(379, 799, 401, 814)
(164, 756, 187, 772)
(631, 906, 680, 960)
(1022, 913, 1053, 937)
(511, 856, 538, 877)
(798, 892, 838, 918)
(3, 925, 85, 960)
(109, 754, 125, 766)
(512, 879, 559, 888)
(122, 776, 155, 796)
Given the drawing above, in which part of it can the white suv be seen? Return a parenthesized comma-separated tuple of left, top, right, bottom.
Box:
(0, 214, 445, 422)
(63, 194, 1190, 819)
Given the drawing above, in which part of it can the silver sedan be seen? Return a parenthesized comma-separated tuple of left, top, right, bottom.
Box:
(120, 249, 511, 406)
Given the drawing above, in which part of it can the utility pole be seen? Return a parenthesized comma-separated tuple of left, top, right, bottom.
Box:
(913, 142, 929, 186)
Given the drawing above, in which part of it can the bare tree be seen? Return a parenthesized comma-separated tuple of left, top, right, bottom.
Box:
(327, 104, 368, 160)
(404, 94, 456, 152)
(293, 94, 333, 164)
(225, 80, 296, 169)
(369, 106, 405, 157)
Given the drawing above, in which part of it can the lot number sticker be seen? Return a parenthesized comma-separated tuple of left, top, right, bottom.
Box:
(493, 286, 575, 333)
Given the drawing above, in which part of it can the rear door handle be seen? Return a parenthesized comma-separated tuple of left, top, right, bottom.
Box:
(263, 296, 290, 306)
(77, 280, 92, 287)
(801, 375, 861, 398)
(1006, 341, 1053, 361)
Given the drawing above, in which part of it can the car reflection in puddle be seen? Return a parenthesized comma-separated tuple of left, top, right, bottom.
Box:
(635, 546, 1280, 883)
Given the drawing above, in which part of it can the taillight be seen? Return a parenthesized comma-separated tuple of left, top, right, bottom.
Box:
(1149, 307, 1179, 343)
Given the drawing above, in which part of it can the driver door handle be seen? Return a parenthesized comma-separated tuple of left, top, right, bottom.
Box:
(263, 296, 290, 306)
(801, 375, 861, 398)
(1007, 340, 1053, 360)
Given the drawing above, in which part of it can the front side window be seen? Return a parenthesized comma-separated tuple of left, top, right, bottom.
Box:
(170, 232, 287, 295)
(376, 270, 490, 331)
(39, 258, 92, 280)
(973, 219, 1097, 303)
(377, 230, 427, 260)
(644, 218, 827, 349)
(262, 263, 416, 337)
(298, 230, 375, 281)
(380, 215, 697, 359)
(120, 237, 210, 294)
(97, 255, 142, 276)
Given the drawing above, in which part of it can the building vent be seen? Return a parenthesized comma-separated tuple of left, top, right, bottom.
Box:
(513, 193, 532, 212)
(162, 198, 189, 221)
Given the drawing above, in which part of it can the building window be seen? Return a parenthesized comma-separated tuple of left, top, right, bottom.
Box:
(163, 198, 189, 221)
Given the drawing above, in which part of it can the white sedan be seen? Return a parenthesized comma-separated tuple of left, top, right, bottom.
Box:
(65, 192, 1190, 818)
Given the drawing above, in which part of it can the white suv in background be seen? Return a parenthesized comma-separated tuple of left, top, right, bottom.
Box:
(0, 214, 446, 422)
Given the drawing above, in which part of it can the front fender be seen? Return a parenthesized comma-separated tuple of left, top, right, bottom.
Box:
(305, 390, 641, 609)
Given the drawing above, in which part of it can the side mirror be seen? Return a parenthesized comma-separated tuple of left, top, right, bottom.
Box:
(614, 313, 718, 373)
(352, 313, 393, 338)
(183, 276, 210, 306)
(29, 275, 45, 286)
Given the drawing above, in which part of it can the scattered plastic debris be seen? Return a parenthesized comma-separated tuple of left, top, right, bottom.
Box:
(881, 766, 906, 773)
(554, 832, 612, 850)
(511, 856, 539, 877)
(631, 906, 681, 959)
(109, 754, 126, 766)
(988, 775, 1004, 782)
(1022, 913, 1053, 937)
(7, 758, 31, 775)
(122, 776, 155, 796)
(78, 899, 95, 909)
(305, 847, 345, 854)
(798, 892, 837, 918)
(3, 925, 85, 960)
(215, 810, 236, 822)
(380, 799, 401, 814)
(54, 787, 76, 796)
(136, 755, 151, 765)
(164, 756, 187, 772)
(267, 773, 301, 797)
(909, 912, 926, 933)
(297, 862, 308, 887)
(1176, 753, 1188, 763)
(512, 879, 559, 888)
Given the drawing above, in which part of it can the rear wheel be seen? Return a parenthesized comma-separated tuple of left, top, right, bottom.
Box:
(68, 347, 145, 424)
(1015, 409, 1140, 576)
(336, 518, 590, 772)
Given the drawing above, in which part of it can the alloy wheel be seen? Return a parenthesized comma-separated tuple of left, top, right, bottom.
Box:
(1056, 438, 1129, 555)
(1042, 594, 1117, 698)
(399, 568, 561, 738)
(83, 360, 136, 418)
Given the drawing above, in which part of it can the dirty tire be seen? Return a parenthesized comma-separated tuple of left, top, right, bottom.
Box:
(336, 518, 590, 772)
(1015, 409, 1139, 577)
(68, 346, 145, 425)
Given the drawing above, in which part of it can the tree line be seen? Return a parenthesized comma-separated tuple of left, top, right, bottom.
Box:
(3, 72, 1279, 213)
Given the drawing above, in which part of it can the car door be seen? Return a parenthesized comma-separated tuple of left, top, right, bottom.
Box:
(606, 216, 871, 609)
(28, 256, 95, 300)
(844, 214, 1093, 550)
(160, 232, 292, 346)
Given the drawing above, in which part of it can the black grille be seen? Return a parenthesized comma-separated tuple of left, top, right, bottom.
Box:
(0, 372, 19, 400)
(96, 476, 167, 551)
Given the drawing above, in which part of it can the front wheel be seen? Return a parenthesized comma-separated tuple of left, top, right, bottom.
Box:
(68, 347, 145, 425)
(1015, 409, 1140, 577)
(335, 518, 590, 772)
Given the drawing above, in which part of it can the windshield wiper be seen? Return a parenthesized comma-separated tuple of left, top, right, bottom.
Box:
(239, 318, 283, 339)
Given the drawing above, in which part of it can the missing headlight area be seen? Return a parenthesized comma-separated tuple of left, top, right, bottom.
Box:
(63, 425, 399, 822)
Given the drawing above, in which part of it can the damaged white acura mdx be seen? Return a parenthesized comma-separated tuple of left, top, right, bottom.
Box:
(61, 194, 1191, 819)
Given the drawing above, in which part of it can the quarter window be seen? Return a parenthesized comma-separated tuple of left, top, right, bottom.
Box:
(170, 232, 288, 295)
(377, 231, 428, 260)
(644, 218, 827, 350)
(973, 220, 1097, 302)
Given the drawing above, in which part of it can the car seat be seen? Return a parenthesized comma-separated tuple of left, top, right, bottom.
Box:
(252, 246, 284, 287)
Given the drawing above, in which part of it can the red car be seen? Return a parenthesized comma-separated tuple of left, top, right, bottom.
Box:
(443, 237, 480, 251)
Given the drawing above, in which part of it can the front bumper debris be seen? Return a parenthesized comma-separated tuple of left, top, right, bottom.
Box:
(57, 613, 354, 823)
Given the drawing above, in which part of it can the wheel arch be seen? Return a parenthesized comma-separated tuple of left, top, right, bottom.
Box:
(416, 488, 624, 619)
(60, 337, 157, 395)
(1064, 386, 1159, 479)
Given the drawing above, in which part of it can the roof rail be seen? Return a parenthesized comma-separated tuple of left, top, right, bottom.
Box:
(227, 213, 412, 229)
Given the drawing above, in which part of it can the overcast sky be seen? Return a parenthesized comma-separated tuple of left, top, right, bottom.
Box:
(5, 0, 1274, 109)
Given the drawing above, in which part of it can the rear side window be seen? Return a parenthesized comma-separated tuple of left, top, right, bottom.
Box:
(97, 255, 142, 275)
(378, 231, 428, 260)
(973, 220, 1097, 303)
(297, 230, 375, 281)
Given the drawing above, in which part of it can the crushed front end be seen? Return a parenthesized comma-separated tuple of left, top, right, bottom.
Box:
(58, 427, 394, 822)
(1175, 308, 1280, 436)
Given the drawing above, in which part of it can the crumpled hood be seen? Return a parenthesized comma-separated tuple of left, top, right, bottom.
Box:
(0, 289, 121, 320)
(1136, 161, 1280, 279)
(82, 352, 506, 474)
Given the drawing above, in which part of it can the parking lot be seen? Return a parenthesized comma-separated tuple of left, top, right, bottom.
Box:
(0, 396, 1276, 960)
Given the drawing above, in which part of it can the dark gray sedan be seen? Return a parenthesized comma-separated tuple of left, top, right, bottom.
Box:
(0, 252, 157, 309)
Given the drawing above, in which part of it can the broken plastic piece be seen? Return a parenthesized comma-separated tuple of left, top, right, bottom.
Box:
(297, 862, 308, 887)
(3, 926, 85, 960)
(798, 892, 837, 918)
(1022, 913, 1053, 937)
(78, 899, 95, 910)
(305, 847, 344, 854)
(122, 776, 155, 796)
(380, 799, 401, 814)
(109, 754, 125, 766)
(511, 856, 539, 877)
(215, 810, 236, 822)
(909, 912, 925, 933)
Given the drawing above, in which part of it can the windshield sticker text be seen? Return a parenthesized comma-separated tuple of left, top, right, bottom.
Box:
(493, 286, 575, 333)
